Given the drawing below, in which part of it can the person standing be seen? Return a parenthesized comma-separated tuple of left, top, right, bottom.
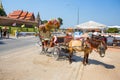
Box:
(0, 29, 2, 38)
(15, 30, 19, 38)
(3, 30, 7, 38)
(107, 35, 114, 46)
(7, 31, 10, 39)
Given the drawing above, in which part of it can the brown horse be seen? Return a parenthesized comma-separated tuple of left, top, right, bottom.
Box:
(86, 36, 107, 56)
(83, 37, 107, 65)
(67, 39, 92, 65)
(67, 36, 107, 65)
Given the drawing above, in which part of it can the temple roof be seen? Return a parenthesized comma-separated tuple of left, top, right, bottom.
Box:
(0, 16, 38, 27)
(8, 10, 35, 21)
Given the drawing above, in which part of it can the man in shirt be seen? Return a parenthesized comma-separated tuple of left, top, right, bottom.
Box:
(107, 35, 114, 46)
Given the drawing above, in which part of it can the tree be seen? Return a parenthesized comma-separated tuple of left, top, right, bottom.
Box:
(0, 8, 6, 16)
(57, 17, 63, 26)
(0, 1, 7, 16)
(106, 28, 119, 33)
(41, 20, 48, 24)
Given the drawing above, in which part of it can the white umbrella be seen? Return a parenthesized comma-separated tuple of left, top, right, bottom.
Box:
(76, 21, 106, 30)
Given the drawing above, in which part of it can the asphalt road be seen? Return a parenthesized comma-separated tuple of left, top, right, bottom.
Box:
(0, 36, 40, 55)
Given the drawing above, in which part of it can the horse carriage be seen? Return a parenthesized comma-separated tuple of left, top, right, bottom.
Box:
(38, 19, 107, 65)
(38, 28, 73, 60)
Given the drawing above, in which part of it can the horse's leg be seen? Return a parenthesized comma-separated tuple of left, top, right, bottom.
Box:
(69, 54, 72, 64)
(86, 53, 89, 64)
(83, 52, 87, 65)
(68, 48, 73, 64)
(40, 42, 45, 54)
(83, 51, 89, 65)
(41, 42, 44, 51)
(83, 56, 86, 65)
(43, 41, 49, 54)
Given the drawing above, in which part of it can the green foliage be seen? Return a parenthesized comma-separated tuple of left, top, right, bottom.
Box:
(41, 20, 48, 24)
(41, 17, 63, 26)
(107, 28, 119, 33)
(28, 28, 34, 32)
(0, 26, 38, 35)
(57, 17, 63, 25)
(8, 26, 11, 33)
(0, 8, 7, 16)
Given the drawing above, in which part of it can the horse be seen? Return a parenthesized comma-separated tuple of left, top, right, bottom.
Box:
(88, 35, 107, 57)
(67, 39, 92, 65)
(67, 36, 107, 65)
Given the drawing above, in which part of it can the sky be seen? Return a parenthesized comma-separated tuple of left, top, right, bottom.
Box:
(2, 0, 120, 28)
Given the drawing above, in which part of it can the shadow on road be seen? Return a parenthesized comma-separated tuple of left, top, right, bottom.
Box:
(89, 59, 115, 69)
(0, 41, 5, 45)
(72, 55, 115, 69)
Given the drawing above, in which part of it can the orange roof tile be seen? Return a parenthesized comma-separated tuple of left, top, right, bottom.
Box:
(8, 10, 35, 21)
(26, 13, 33, 17)
(9, 10, 22, 16)
(20, 12, 28, 17)
(9, 16, 19, 19)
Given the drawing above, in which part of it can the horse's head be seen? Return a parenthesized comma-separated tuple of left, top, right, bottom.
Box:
(98, 42, 106, 57)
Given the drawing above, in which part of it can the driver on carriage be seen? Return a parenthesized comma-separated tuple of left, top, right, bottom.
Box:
(39, 26, 52, 51)
(39, 26, 57, 52)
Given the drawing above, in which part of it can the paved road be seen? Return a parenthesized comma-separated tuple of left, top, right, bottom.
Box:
(0, 46, 120, 80)
(0, 36, 40, 55)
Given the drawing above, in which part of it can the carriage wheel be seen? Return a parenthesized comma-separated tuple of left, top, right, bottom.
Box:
(52, 47, 60, 60)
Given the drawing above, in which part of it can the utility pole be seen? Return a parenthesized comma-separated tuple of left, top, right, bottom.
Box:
(77, 8, 79, 25)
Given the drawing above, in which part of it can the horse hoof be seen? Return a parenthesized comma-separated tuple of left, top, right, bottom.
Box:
(69, 61, 72, 64)
(84, 62, 90, 66)
(83, 62, 87, 66)
(87, 63, 90, 65)
(83, 63, 87, 66)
